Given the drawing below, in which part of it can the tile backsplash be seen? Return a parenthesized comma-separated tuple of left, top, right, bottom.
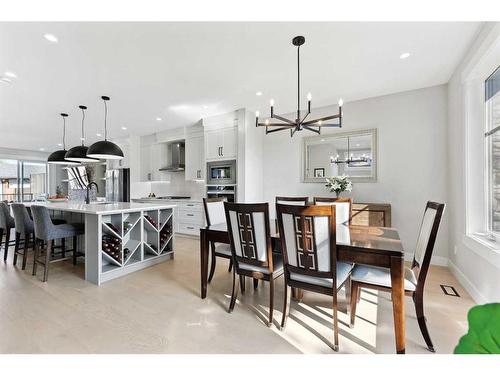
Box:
(131, 172, 205, 199)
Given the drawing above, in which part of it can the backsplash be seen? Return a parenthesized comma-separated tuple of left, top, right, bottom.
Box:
(131, 172, 205, 199)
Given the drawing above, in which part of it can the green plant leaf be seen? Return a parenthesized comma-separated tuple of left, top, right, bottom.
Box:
(454, 303, 500, 354)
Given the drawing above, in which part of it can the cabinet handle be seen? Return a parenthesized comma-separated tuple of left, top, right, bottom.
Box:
(187, 204, 194, 207)
(221, 146, 223, 156)
(187, 226, 194, 229)
(187, 214, 194, 217)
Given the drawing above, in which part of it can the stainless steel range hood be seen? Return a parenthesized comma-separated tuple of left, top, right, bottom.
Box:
(159, 141, 185, 171)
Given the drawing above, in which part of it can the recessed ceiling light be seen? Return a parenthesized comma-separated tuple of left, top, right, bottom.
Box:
(156, 117, 162, 121)
(400, 52, 411, 59)
(121, 126, 127, 130)
(39, 147, 45, 151)
(4, 71, 17, 78)
(44, 33, 58, 43)
(203, 105, 209, 109)
(96, 133, 102, 137)
(256, 91, 263, 96)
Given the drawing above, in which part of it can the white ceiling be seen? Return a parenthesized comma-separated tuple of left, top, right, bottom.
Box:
(0, 22, 481, 152)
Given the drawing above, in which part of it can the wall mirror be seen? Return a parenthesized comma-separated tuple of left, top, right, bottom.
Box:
(303, 128, 377, 183)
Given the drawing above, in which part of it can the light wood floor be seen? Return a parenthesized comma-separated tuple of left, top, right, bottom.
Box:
(0, 236, 475, 353)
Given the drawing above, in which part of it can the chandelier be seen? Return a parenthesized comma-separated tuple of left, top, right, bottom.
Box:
(255, 36, 343, 137)
(330, 136, 372, 164)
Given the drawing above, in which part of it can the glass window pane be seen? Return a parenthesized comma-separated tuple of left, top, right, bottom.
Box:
(0, 159, 20, 202)
(22, 161, 48, 202)
(487, 66, 500, 233)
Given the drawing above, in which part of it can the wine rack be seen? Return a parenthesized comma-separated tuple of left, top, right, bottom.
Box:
(100, 207, 174, 276)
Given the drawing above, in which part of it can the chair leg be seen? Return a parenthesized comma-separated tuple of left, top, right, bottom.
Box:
(281, 284, 291, 330)
(253, 278, 259, 289)
(72, 236, 77, 265)
(42, 240, 53, 282)
(61, 237, 66, 258)
(414, 293, 435, 352)
(239, 275, 246, 293)
(22, 232, 30, 270)
(344, 277, 352, 318)
(228, 258, 233, 272)
(228, 268, 239, 313)
(350, 281, 360, 328)
(208, 246, 216, 283)
(4, 228, 10, 262)
(32, 239, 40, 276)
(268, 277, 274, 327)
(13, 232, 20, 266)
(332, 289, 339, 352)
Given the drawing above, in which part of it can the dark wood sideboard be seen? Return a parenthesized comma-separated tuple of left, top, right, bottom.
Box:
(351, 203, 392, 227)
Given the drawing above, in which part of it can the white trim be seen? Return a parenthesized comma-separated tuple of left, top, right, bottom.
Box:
(403, 252, 448, 267)
(448, 259, 488, 304)
(462, 234, 500, 270)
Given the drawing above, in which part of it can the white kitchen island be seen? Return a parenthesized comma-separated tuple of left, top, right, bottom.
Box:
(24, 202, 176, 285)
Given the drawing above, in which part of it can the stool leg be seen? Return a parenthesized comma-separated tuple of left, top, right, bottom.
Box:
(22, 232, 30, 270)
(0, 227, 3, 254)
(72, 236, 77, 265)
(13, 232, 20, 266)
(32, 239, 40, 276)
(43, 240, 53, 282)
(61, 237, 66, 258)
(4, 228, 11, 262)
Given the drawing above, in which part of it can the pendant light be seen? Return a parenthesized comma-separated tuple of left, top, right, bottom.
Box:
(86, 96, 124, 160)
(47, 113, 80, 165)
(65, 105, 100, 163)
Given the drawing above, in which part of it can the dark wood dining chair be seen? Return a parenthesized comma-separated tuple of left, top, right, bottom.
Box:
(350, 201, 445, 352)
(276, 203, 354, 351)
(224, 202, 283, 326)
(313, 197, 353, 224)
(202, 197, 232, 282)
(274, 196, 309, 233)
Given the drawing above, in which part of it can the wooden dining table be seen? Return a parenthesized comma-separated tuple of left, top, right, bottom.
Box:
(200, 222, 407, 354)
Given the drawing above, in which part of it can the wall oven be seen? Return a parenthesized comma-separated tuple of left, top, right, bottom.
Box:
(207, 160, 236, 185)
(206, 185, 236, 203)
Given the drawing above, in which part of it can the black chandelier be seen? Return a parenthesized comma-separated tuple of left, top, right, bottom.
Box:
(330, 136, 372, 165)
(255, 36, 343, 137)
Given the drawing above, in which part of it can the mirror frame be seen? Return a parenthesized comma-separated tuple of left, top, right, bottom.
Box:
(302, 128, 378, 183)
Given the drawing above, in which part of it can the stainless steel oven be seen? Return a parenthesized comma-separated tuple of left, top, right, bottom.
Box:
(206, 185, 236, 202)
(207, 160, 236, 185)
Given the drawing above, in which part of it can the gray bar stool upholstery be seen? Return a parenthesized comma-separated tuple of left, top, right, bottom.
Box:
(31, 205, 84, 282)
(0, 201, 15, 262)
(11, 203, 66, 270)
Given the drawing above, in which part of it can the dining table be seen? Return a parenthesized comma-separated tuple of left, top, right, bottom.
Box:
(200, 222, 407, 354)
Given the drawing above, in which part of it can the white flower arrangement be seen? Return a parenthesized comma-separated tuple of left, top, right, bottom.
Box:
(325, 175, 353, 197)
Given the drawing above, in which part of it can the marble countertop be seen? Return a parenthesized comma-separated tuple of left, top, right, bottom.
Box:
(23, 201, 177, 215)
(132, 198, 203, 203)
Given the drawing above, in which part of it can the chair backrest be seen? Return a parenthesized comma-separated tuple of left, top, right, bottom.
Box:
(30, 205, 55, 240)
(313, 197, 352, 224)
(275, 196, 309, 206)
(224, 202, 273, 272)
(0, 201, 13, 229)
(11, 203, 33, 234)
(203, 197, 227, 226)
(412, 201, 445, 288)
(276, 203, 337, 286)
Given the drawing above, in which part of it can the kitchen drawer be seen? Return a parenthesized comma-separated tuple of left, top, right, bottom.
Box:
(177, 222, 202, 236)
(179, 209, 204, 224)
(176, 202, 203, 212)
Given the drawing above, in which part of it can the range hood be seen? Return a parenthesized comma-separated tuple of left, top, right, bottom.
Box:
(159, 141, 185, 172)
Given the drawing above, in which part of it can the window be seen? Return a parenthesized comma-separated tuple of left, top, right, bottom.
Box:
(0, 159, 48, 202)
(486, 66, 500, 234)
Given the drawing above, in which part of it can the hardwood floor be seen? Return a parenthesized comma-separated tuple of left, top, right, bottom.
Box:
(0, 236, 475, 353)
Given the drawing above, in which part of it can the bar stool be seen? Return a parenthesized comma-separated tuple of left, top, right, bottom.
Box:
(0, 201, 15, 262)
(11, 203, 66, 270)
(31, 205, 84, 282)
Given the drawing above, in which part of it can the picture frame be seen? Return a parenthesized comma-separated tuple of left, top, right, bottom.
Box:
(314, 168, 325, 178)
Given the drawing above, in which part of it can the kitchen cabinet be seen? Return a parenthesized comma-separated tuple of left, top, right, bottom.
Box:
(185, 135, 204, 181)
(205, 126, 237, 161)
(140, 143, 169, 182)
(174, 201, 205, 236)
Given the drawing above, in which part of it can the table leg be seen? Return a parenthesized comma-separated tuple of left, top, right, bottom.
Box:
(390, 255, 405, 354)
(200, 229, 209, 299)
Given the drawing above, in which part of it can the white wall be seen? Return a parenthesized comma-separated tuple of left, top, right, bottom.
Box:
(447, 23, 500, 303)
(263, 85, 449, 263)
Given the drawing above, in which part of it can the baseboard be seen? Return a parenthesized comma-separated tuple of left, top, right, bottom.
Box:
(404, 252, 448, 266)
(448, 259, 487, 304)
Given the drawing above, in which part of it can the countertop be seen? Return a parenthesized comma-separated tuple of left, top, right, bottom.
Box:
(23, 201, 177, 215)
(132, 198, 203, 203)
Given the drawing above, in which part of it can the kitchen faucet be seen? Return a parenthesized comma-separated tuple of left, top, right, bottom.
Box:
(85, 182, 99, 204)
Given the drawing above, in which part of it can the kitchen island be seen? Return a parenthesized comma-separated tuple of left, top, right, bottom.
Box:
(24, 202, 176, 285)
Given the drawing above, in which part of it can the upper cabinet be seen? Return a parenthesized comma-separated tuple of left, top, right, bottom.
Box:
(185, 135, 204, 180)
(205, 126, 237, 161)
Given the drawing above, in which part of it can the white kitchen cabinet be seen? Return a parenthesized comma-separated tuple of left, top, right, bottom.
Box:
(205, 126, 237, 161)
(185, 135, 204, 181)
(140, 145, 152, 181)
(140, 143, 169, 182)
(174, 201, 204, 236)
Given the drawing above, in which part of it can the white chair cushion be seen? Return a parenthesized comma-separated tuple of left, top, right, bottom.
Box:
(238, 253, 284, 274)
(289, 262, 354, 289)
(351, 264, 417, 291)
(214, 243, 232, 256)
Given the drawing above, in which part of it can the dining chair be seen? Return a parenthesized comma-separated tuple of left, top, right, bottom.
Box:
(0, 201, 15, 262)
(224, 202, 283, 326)
(350, 201, 445, 352)
(202, 197, 233, 282)
(274, 196, 309, 233)
(276, 203, 354, 351)
(313, 197, 353, 224)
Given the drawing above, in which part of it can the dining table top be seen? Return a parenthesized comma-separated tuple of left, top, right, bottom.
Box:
(202, 223, 405, 257)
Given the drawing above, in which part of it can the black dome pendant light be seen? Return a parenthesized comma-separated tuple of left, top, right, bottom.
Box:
(87, 96, 124, 160)
(47, 113, 80, 165)
(65, 105, 100, 163)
